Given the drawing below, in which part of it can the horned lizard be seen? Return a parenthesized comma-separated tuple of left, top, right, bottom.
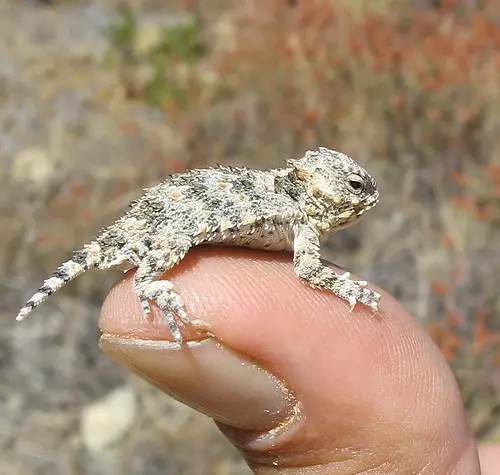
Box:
(16, 147, 380, 344)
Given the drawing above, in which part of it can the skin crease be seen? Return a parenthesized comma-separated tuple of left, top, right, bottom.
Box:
(99, 247, 498, 475)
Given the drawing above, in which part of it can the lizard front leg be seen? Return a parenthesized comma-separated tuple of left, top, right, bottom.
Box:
(292, 224, 380, 312)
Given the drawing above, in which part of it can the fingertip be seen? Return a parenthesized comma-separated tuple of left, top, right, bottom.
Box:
(98, 247, 477, 473)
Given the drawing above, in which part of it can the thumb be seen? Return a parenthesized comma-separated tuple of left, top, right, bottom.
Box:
(99, 247, 480, 474)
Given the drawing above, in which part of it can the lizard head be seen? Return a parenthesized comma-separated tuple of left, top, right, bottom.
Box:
(288, 147, 379, 231)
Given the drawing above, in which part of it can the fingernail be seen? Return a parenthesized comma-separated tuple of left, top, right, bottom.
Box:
(99, 335, 296, 431)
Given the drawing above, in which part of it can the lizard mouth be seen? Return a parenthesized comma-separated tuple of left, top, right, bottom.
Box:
(338, 195, 379, 217)
(362, 199, 378, 212)
(361, 194, 379, 212)
(340, 196, 378, 222)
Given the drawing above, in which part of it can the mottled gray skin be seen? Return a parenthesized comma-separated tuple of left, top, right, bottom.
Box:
(17, 147, 380, 344)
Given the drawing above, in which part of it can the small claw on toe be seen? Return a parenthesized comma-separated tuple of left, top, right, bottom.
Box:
(340, 272, 351, 280)
(177, 308, 190, 326)
(169, 323, 183, 346)
(173, 334, 183, 346)
(357, 280, 368, 287)
(364, 291, 380, 314)
(347, 298, 357, 312)
(141, 300, 151, 314)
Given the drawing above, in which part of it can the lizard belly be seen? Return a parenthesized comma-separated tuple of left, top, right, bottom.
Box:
(205, 226, 293, 252)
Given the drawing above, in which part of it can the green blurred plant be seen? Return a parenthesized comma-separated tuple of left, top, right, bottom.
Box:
(106, 3, 204, 107)
(108, 2, 137, 53)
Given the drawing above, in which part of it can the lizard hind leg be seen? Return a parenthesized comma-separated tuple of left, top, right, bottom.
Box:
(132, 235, 192, 344)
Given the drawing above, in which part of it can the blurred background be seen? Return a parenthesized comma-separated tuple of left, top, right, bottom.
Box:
(1, 0, 499, 473)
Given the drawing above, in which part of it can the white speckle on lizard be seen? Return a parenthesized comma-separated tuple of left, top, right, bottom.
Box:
(16, 147, 380, 344)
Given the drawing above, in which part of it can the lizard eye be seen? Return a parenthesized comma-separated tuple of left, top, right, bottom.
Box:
(347, 174, 364, 194)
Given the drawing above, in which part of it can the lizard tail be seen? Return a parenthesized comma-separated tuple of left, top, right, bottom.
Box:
(16, 244, 100, 322)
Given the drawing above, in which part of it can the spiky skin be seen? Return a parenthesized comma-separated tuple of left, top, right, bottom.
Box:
(16, 147, 380, 344)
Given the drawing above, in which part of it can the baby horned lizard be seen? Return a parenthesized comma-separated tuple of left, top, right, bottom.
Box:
(17, 147, 380, 343)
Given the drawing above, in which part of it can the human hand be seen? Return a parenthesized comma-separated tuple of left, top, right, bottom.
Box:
(99, 247, 497, 474)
